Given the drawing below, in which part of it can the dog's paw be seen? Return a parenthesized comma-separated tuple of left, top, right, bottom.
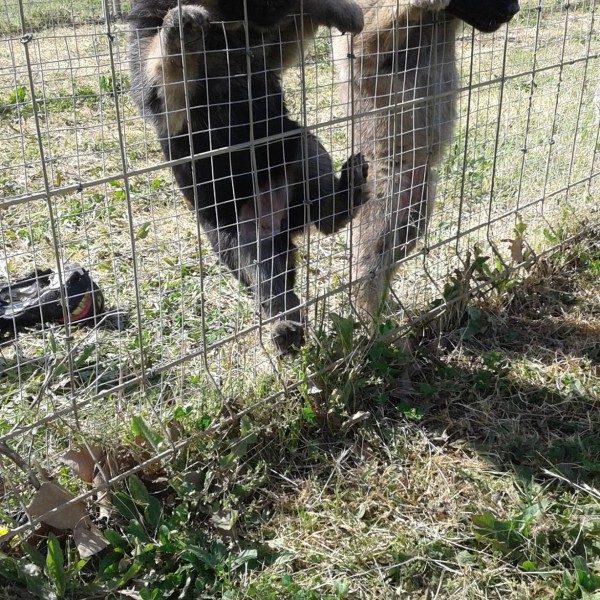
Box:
(328, 1, 364, 34)
(341, 152, 369, 209)
(162, 5, 209, 54)
(271, 319, 305, 355)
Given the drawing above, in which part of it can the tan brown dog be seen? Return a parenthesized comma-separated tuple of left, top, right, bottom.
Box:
(334, 0, 519, 321)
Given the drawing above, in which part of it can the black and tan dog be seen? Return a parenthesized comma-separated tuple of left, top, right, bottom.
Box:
(127, 0, 368, 353)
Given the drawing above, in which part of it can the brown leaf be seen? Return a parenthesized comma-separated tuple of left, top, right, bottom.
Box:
(166, 421, 183, 443)
(27, 482, 108, 558)
(509, 237, 525, 264)
(90, 450, 117, 487)
(93, 451, 118, 520)
(61, 445, 118, 521)
(27, 482, 87, 531)
(60, 446, 104, 484)
(73, 522, 109, 558)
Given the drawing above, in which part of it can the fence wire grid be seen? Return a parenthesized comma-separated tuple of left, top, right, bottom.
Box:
(0, 0, 598, 538)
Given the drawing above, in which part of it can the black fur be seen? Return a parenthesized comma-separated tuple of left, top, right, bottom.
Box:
(127, 0, 367, 354)
(446, 0, 520, 33)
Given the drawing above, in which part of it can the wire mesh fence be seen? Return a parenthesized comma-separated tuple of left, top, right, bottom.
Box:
(0, 0, 598, 541)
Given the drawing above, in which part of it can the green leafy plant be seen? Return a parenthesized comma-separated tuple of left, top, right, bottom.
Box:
(0, 85, 28, 115)
(557, 556, 600, 599)
(96, 475, 263, 599)
(45, 533, 67, 597)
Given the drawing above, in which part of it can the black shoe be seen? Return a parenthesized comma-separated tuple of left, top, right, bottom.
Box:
(0, 264, 104, 340)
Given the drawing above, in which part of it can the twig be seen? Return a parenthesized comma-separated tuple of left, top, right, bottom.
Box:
(0, 441, 42, 490)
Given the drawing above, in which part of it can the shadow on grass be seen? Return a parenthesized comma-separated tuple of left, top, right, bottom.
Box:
(279, 237, 600, 486)
(233, 236, 600, 597)
(404, 256, 600, 485)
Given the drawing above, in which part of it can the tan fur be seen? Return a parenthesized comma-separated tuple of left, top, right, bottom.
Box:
(334, 0, 458, 321)
(140, 24, 204, 137)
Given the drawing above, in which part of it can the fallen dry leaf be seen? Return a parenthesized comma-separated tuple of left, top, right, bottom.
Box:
(73, 522, 109, 558)
(60, 446, 104, 484)
(509, 237, 525, 264)
(27, 481, 108, 558)
(27, 481, 88, 530)
(61, 445, 119, 520)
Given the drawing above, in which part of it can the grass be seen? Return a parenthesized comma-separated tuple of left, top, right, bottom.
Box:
(0, 0, 127, 36)
(248, 232, 600, 599)
(0, 0, 599, 598)
(1, 227, 598, 599)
